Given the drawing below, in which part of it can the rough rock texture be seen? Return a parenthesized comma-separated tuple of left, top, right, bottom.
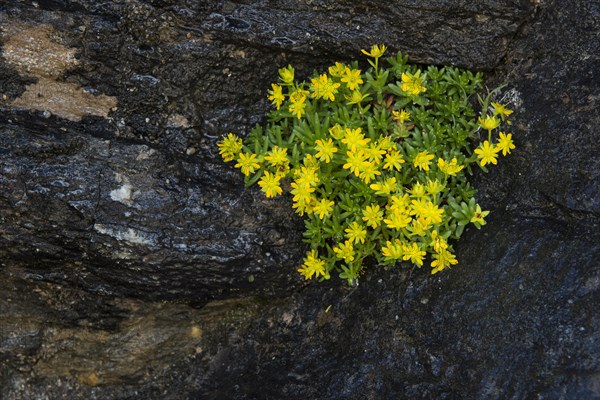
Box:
(1, 0, 599, 399)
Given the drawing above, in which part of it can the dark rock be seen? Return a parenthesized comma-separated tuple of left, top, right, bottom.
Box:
(475, 0, 600, 221)
(0, 0, 536, 303)
(190, 218, 599, 400)
(0, 119, 304, 302)
(0, 0, 598, 399)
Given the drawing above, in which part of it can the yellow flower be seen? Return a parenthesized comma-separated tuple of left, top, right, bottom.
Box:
(402, 242, 426, 266)
(313, 198, 334, 219)
(310, 73, 341, 101)
(341, 67, 363, 90)
(362, 204, 383, 229)
(278, 65, 295, 84)
(258, 171, 283, 198)
(293, 166, 319, 187)
(381, 239, 404, 260)
(429, 230, 448, 253)
(364, 143, 386, 164)
(217, 133, 242, 162)
(234, 152, 260, 176)
(408, 216, 430, 236)
(302, 153, 320, 170)
(267, 83, 285, 109)
(341, 127, 370, 150)
(264, 146, 289, 166)
(292, 198, 313, 216)
(491, 102, 513, 118)
(361, 44, 387, 59)
(289, 87, 309, 101)
(431, 248, 458, 274)
(290, 180, 315, 204)
(297, 249, 326, 280)
(496, 132, 515, 156)
(400, 71, 426, 95)
(343, 149, 369, 177)
(410, 198, 428, 218)
(474, 140, 501, 167)
(314, 138, 338, 163)
(437, 157, 464, 176)
(383, 210, 412, 230)
(383, 150, 405, 171)
(359, 162, 381, 184)
(293, 192, 317, 216)
(392, 109, 411, 123)
(329, 124, 344, 140)
(389, 194, 410, 211)
(421, 201, 444, 225)
(470, 204, 489, 226)
(328, 62, 347, 77)
(425, 179, 444, 196)
(344, 221, 367, 244)
(370, 177, 397, 196)
(289, 97, 306, 119)
(333, 240, 355, 262)
(410, 182, 426, 198)
(413, 151, 434, 171)
(478, 115, 500, 131)
(376, 136, 395, 151)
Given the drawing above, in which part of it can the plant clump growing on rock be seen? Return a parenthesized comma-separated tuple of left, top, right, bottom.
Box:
(218, 45, 515, 285)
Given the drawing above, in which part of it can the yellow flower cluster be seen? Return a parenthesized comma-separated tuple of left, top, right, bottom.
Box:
(473, 99, 515, 166)
(298, 249, 326, 280)
(285, 117, 471, 275)
(217, 46, 516, 284)
(217, 113, 510, 276)
(217, 133, 242, 162)
(310, 74, 341, 101)
(401, 71, 427, 95)
(361, 44, 387, 59)
(264, 64, 367, 120)
(475, 113, 515, 167)
(437, 157, 464, 176)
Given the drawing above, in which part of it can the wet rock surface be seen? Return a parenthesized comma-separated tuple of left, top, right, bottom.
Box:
(0, 119, 303, 303)
(0, 0, 598, 399)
